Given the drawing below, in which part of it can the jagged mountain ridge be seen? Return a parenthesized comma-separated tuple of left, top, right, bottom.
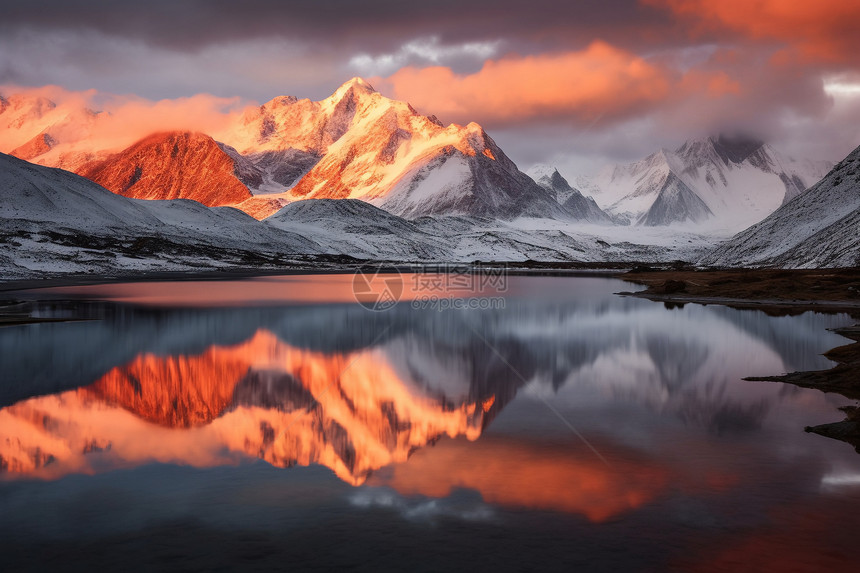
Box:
(1, 151, 716, 279)
(228, 78, 569, 220)
(701, 144, 860, 268)
(581, 135, 832, 229)
(1, 83, 834, 228)
(526, 166, 613, 224)
(1, 80, 571, 221)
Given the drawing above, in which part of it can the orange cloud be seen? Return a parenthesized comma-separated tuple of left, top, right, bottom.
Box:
(374, 41, 673, 126)
(94, 94, 248, 146)
(0, 84, 252, 166)
(647, 0, 860, 63)
(374, 40, 743, 127)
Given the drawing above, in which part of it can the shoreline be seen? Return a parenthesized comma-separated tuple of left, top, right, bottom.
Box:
(621, 267, 860, 451)
(0, 260, 634, 296)
(619, 267, 860, 312)
(747, 325, 860, 452)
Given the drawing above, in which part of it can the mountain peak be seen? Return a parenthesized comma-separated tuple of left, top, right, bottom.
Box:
(526, 164, 561, 183)
(332, 77, 376, 98)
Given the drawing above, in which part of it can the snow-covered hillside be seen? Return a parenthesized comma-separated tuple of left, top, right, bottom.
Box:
(581, 136, 832, 230)
(702, 144, 860, 268)
(0, 152, 319, 278)
(266, 199, 450, 260)
(0, 152, 718, 279)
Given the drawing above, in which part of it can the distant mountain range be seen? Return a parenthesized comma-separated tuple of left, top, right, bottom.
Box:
(0, 151, 700, 279)
(0, 78, 856, 271)
(3, 80, 830, 229)
(552, 136, 832, 230)
(526, 165, 614, 224)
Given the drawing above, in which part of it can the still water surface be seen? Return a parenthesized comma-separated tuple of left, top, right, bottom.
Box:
(1, 275, 859, 571)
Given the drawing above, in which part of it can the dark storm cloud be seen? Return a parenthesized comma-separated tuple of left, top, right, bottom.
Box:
(0, 0, 677, 54)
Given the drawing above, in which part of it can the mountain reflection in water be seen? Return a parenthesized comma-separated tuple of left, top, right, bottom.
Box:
(1, 276, 860, 571)
(1, 330, 495, 483)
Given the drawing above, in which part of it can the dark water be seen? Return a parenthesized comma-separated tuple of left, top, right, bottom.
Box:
(1, 275, 859, 572)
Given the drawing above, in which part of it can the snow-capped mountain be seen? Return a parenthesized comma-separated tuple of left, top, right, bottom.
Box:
(582, 135, 832, 230)
(702, 144, 860, 268)
(224, 78, 567, 219)
(0, 93, 105, 170)
(1, 151, 717, 279)
(526, 165, 613, 224)
(1, 83, 835, 229)
(1, 80, 567, 221)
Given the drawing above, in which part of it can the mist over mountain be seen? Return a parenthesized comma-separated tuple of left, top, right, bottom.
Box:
(575, 135, 832, 231)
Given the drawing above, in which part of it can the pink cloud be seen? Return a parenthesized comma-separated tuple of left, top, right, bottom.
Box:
(373, 41, 739, 127)
(0, 84, 253, 158)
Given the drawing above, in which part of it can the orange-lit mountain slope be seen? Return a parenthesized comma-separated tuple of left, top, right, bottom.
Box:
(230, 78, 566, 219)
(2, 80, 569, 220)
(82, 350, 251, 428)
(77, 131, 258, 208)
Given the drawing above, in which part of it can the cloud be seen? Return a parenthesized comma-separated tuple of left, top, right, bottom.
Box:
(3, 1, 859, 168)
(349, 37, 501, 76)
(369, 436, 671, 522)
(349, 488, 494, 524)
(0, 84, 254, 157)
(373, 41, 741, 127)
(646, 0, 860, 64)
(0, 29, 341, 102)
(374, 42, 670, 126)
(0, 0, 668, 54)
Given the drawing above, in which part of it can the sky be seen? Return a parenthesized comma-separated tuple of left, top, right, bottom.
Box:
(1, 0, 860, 176)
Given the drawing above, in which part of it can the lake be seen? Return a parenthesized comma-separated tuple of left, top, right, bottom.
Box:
(1, 273, 859, 572)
